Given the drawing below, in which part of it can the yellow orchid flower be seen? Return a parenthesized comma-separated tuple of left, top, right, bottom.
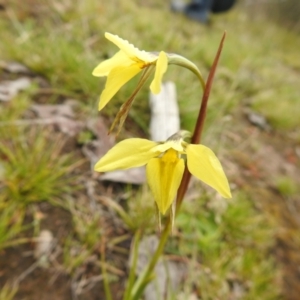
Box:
(94, 131, 231, 215)
(92, 32, 168, 111)
(92, 33, 205, 112)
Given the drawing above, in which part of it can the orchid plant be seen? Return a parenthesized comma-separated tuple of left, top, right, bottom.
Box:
(93, 32, 229, 300)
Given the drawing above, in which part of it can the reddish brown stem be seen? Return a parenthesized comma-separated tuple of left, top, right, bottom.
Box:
(176, 31, 227, 212)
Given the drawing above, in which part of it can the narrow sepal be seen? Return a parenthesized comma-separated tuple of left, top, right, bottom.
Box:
(94, 139, 157, 172)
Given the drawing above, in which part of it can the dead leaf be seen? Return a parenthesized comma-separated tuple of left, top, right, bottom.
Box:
(86, 117, 115, 146)
(30, 103, 84, 136)
(31, 104, 75, 118)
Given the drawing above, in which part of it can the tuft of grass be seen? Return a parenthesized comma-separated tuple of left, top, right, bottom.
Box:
(0, 199, 25, 250)
(0, 126, 79, 206)
(0, 125, 81, 249)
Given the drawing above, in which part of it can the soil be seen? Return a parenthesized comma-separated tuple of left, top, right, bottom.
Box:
(0, 195, 129, 300)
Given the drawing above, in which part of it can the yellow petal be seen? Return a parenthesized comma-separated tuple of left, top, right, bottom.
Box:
(150, 51, 168, 94)
(92, 51, 133, 77)
(94, 139, 158, 172)
(105, 32, 156, 63)
(146, 149, 184, 215)
(186, 145, 231, 198)
(98, 64, 141, 110)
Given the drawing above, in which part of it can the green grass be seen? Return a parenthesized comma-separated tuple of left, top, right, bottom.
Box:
(0, 200, 25, 250)
(1, 1, 299, 134)
(0, 126, 80, 250)
(0, 91, 81, 248)
(174, 191, 279, 299)
(0, 126, 78, 206)
(1, 0, 299, 298)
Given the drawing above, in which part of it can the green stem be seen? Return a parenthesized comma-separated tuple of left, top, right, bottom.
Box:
(130, 221, 171, 300)
(169, 54, 206, 91)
